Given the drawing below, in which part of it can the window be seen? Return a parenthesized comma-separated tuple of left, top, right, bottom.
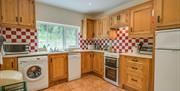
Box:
(37, 21, 80, 52)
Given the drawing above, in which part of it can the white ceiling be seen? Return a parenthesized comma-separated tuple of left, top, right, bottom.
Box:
(36, 0, 132, 15)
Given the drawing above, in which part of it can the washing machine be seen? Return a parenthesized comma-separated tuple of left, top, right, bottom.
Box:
(18, 55, 49, 91)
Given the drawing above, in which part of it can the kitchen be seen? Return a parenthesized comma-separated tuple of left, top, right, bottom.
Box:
(0, 0, 179, 91)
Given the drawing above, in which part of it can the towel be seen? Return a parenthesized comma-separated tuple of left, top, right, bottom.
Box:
(0, 52, 3, 64)
(0, 45, 4, 64)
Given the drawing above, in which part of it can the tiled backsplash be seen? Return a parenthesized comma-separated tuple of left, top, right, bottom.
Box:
(0, 26, 153, 53)
(0, 27, 38, 52)
(79, 27, 153, 53)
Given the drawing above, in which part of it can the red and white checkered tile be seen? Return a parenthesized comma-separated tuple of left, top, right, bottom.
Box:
(0, 26, 153, 53)
(0, 27, 38, 52)
(79, 27, 153, 53)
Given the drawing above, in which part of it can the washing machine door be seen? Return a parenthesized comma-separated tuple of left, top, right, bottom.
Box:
(23, 64, 44, 81)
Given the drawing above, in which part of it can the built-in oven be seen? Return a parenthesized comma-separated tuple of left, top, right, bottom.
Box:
(2, 42, 29, 55)
(104, 52, 119, 86)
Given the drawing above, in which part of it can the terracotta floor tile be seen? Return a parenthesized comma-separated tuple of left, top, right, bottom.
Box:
(42, 75, 125, 91)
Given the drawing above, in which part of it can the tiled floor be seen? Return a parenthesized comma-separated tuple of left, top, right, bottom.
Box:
(43, 75, 125, 91)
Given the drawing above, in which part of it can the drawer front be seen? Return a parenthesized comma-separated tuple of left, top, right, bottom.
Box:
(126, 57, 145, 76)
(127, 62, 144, 77)
(126, 57, 145, 64)
(127, 68, 143, 78)
(126, 74, 144, 90)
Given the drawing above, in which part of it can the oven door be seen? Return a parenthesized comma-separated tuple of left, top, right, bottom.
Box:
(105, 66, 117, 82)
(105, 57, 118, 68)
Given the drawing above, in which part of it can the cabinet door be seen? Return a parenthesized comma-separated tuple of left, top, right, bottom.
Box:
(110, 14, 119, 27)
(1, 0, 18, 24)
(87, 19, 95, 39)
(18, 0, 35, 26)
(102, 16, 110, 38)
(120, 10, 130, 26)
(155, 0, 180, 29)
(130, 2, 153, 37)
(93, 52, 104, 77)
(81, 52, 93, 74)
(49, 54, 68, 82)
(0, 57, 18, 70)
(94, 20, 100, 39)
(110, 10, 129, 28)
(94, 19, 103, 39)
(81, 19, 95, 39)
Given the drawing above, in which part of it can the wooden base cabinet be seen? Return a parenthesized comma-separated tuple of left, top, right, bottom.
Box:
(81, 52, 93, 74)
(0, 57, 18, 70)
(48, 54, 68, 85)
(92, 52, 104, 77)
(120, 55, 152, 91)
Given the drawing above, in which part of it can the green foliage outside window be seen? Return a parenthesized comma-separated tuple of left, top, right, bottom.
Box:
(37, 21, 79, 52)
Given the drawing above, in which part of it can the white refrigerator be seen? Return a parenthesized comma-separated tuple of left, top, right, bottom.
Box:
(155, 29, 180, 91)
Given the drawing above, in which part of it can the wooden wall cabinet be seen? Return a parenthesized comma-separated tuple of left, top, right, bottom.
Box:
(0, 57, 18, 70)
(94, 19, 103, 39)
(0, 0, 35, 28)
(129, 2, 153, 37)
(1, 0, 18, 25)
(81, 52, 93, 74)
(120, 55, 152, 91)
(154, 0, 180, 29)
(94, 16, 110, 39)
(110, 10, 130, 28)
(81, 18, 95, 39)
(92, 52, 104, 77)
(48, 54, 68, 83)
(18, 0, 35, 26)
(102, 16, 110, 38)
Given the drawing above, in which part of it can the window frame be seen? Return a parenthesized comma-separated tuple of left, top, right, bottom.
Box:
(37, 21, 80, 51)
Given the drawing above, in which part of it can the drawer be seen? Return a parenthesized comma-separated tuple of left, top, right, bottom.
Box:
(126, 57, 145, 64)
(126, 74, 144, 90)
(127, 60, 144, 70)
(127, 67, 144, 78)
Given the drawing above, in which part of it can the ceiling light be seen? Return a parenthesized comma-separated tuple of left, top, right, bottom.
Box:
(88, 2, 92, 6)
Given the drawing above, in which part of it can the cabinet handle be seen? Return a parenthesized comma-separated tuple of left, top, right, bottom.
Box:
(51, 58, 52, 62)
(16, 17, 18, 22)
(131, 78, 137, 82)
(11, 62, 14, 68)
(132, 67, 138, 70)
(20, 17, 22, 22)
(132, 59, 138, 62)
(1, 16, 3, 20)
(157, 16, 161, 23)
(117, 16, 119, 20)
(130, 27, 133, 32)
(31, 0, 34, 4)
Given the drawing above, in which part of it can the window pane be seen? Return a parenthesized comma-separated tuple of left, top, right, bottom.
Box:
(37, 21, 79, 52)
(37, 23, 48, 48)
(64, 26, 78, 49)
(47, 24, 64, 51)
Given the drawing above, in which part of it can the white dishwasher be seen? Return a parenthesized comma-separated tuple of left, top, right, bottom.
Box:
(68, 53, 81, 81)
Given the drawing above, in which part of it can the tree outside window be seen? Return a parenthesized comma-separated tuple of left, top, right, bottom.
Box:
(37, 21, 80, 52)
